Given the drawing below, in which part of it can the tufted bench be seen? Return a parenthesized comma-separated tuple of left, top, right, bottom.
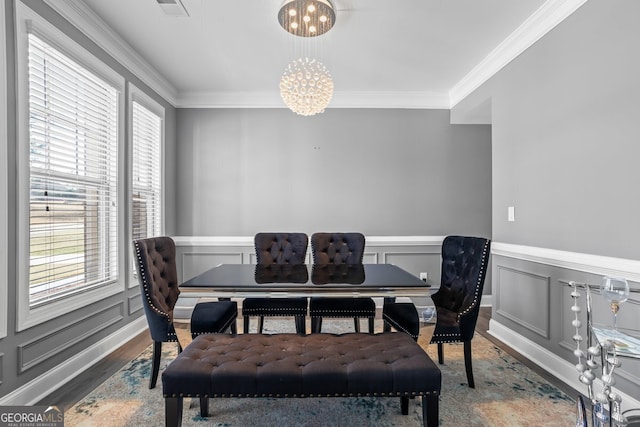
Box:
(162, 332, 441, 427)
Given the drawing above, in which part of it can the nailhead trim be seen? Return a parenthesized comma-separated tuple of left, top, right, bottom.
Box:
(134, 240, 171, 320)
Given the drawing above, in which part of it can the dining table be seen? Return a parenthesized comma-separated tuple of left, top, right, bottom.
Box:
(179, 263, 430, 299)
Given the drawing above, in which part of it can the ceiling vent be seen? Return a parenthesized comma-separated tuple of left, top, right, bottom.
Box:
(156, 0, 189, 17)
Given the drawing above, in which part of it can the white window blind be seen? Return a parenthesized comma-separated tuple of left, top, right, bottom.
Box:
(131, 101, 162, 240)
(27, 33, 119, 307)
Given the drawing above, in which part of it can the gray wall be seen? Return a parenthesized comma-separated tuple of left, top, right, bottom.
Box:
(0, 0, 176, 400)
(175, 108, 492, 237)
(458, 0, 640, 259)
(453, 0, 640, 400)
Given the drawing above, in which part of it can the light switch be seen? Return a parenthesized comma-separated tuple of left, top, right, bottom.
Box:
(508, 206, 515, 222)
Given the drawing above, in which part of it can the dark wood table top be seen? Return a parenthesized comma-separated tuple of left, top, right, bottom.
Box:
(180, 264, 429, 298)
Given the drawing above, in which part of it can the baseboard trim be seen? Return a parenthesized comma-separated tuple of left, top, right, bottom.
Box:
(488, 318, 640, 412)
(0, 317, 148, 406)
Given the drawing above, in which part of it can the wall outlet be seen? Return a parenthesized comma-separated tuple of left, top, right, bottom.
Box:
(508, 206, 515, 222)
(419, 272, 428, 282)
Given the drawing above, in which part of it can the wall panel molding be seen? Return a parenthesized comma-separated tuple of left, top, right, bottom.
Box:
(18, 303, 124, 373)
(495, 265, 550, 338)
(0, 317, 147, 406)
(492, 242, 640, 282)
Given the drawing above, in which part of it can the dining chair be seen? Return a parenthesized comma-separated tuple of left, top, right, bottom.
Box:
(382, 235, 491, 388)
(133, 236, 238, 389)
(242, 233, 309, 334)
(309, 232, 375, 333)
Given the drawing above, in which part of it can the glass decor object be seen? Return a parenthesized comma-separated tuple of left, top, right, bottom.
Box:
(600, 276, 630, 330)
(280, 58, 334, 116)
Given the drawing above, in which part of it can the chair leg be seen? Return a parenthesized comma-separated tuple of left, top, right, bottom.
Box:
(353, 317, 361, 333)
(243, 316, 250, 334)
(230, 318, 237, 335)
(257, 316, 265, 334)
(464, 341, 475, 388)
(437, 343, 444, 364)
(368, 317, 375, 334)
(150, 341, 162, 389)
(383, 320, 391, 333)
(177, 341, 183, 353)
(311, 317, 322, 333)
(295, 315, 306, 334)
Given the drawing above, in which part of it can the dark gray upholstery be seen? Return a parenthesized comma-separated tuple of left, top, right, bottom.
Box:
(162, 333, 441, 427)
(243, 233, 309, 334)
(308, 232, 375, 333)
(133, 236, 238, 389)
(382, 235, 491, 388)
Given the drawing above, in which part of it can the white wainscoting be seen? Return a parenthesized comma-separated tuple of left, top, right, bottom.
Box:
(490, 241, 640, 411)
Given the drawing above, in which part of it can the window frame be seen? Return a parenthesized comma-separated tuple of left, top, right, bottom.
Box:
(1, 2, 8, 338)
(15, 2, 126, 331)
(127, 83, 165, 288)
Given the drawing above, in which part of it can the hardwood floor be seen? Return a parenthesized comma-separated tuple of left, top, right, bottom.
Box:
(38, 307, 578, 411)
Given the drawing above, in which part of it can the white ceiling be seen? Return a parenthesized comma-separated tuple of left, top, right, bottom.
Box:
(60, 0, 584, 108)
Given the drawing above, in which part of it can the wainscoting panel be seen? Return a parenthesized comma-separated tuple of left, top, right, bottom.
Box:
(128, 293, 143, 316)
(490, 242, 640, 404)
(495, 265, 550, 338)
(18, 303, 124, 373)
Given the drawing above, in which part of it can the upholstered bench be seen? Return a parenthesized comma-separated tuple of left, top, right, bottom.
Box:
(162, 332, 441, 427)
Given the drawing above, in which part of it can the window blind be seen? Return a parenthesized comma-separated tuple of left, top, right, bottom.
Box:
(27, 33, 119, 307)
(131, 101, 162, 240)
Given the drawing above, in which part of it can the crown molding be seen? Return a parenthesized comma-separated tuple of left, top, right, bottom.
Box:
(40, 0, 587, 110)
(176, 90, 450, 109)
(449, 0, 589, 107)
(41, 0, 178, 105)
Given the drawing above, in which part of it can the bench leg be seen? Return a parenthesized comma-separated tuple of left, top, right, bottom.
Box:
(401, 396, 409, 415)
(422, 395, 439, 427)
(165, 397, 183, 427)
(199, 397, 208, 417)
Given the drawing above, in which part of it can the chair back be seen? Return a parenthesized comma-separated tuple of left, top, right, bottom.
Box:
(432, 235, 491, 340)
(311, 232, 365, 265)
(254, 233, 308, 265)
(133, 236, 180, 342)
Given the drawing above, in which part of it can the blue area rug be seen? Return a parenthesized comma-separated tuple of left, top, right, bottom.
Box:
(65, 318, 576, 426)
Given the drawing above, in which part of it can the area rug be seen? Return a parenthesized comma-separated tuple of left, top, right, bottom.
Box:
(65, 318, 576, 426)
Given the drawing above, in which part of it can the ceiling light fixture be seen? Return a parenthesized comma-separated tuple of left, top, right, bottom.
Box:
(278, 0, 335, 37)
(278, 1, 336, 116)
(279, 58, 334, 116)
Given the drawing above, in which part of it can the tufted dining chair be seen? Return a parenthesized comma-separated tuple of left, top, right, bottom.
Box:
(382, 235, 491, 388)
(134, 236, 238, 389)
(309, 232, 376, 333)
(242, 233, 309, 334)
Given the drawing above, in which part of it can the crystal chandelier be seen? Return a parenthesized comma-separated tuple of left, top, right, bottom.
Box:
(278, 0, 335, 38)
(279, 58, 334, 116)
(278, 0, 335, 116)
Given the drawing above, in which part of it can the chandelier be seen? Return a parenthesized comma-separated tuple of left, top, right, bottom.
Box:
(278, 0, 335, 116)
(279, 58, 334, 116)
(278, 0, 335, 37)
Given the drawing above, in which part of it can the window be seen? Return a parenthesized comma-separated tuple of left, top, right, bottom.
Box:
(27, 33, 119, 306)
(131, 95, 163, 241)
(16, 3, 125, 329)
(0, 3, 7, 338)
